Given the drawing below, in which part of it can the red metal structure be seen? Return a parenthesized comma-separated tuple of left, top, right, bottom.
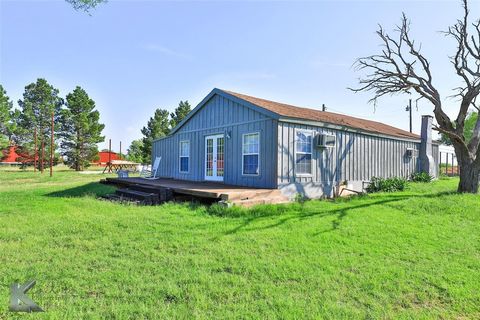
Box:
(93, 151, 120, 166)
(1, 145, 38, 164)
(1, 146, 20, 163)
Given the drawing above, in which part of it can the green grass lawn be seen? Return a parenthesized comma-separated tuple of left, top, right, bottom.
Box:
(0, 169, 479, 319)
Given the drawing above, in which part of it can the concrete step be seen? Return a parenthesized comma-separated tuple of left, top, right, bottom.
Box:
(224, 189, 284, 202)
(230, 195, 291, 207)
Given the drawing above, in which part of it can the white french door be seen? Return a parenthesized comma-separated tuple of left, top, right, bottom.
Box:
(205, 134, 224, 181)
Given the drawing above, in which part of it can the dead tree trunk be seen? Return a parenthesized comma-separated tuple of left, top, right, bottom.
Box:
(350, 0, 480, 193)
(452, 141, 480, 192)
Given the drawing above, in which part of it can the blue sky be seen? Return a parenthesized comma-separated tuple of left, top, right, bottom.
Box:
(1, 0, 478, 150)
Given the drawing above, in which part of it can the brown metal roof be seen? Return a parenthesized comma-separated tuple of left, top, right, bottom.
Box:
(223, 90, 420, 140)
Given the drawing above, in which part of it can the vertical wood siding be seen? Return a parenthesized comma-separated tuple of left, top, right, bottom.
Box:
(152, 94, 277, 188)
(277, 121, 422, 195)
(152, 92, 439, 195)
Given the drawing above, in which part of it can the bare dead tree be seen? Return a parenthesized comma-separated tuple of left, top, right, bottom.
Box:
(351, 0, 480, 193)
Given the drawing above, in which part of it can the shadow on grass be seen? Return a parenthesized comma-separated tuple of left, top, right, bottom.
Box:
(46, 182, 115, 198)
(209, 190, 457, 236)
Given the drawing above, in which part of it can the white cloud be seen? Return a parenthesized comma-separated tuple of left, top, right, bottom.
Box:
(210, 71, 277, 81)
(310, 59, 349, 69)
(142, 44, 193, 60)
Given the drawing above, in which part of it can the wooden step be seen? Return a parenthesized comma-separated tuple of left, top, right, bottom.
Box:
(115, 188, 159, 205)
(128, 184, 174, 202)
(101, 194, 143, 205)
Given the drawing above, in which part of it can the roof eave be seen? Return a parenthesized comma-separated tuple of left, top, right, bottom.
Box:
(278, 117, 422, 143)
(169, 88, 280, 135)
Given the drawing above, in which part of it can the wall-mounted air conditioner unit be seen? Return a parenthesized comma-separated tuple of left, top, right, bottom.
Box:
(316, 133, 336, 148)
(406, 148, 417, 158)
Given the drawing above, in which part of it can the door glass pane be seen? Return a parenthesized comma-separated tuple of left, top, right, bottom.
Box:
(206, 138, 213, 176)
(217, 137, 224, 177)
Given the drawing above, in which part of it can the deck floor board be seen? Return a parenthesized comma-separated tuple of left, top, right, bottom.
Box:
(104, 177, 277, 200)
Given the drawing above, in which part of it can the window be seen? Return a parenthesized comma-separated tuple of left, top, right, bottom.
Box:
(296, 130, 313, 175)
(242, 133, 259, 175)
(179, 140, 189, 172)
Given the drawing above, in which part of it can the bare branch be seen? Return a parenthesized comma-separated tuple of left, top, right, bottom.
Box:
(351, 0, 480, 160)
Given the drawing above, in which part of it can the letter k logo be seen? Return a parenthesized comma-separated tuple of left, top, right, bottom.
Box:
(9, 280, 43, 312)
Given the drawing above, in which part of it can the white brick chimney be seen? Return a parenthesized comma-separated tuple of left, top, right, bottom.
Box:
(419, 115, 435, 176)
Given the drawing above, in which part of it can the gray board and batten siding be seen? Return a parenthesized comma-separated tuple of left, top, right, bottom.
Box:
(277, 121, 439, 198)
(153, 92, 278, 188)
(152, 88, 439, 198)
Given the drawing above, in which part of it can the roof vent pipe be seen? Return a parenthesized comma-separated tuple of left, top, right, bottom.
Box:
(419, 115, 435, 176)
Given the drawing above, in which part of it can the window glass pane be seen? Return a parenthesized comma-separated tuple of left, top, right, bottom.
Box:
(243, 154, 259, 175)
(242, 133, 259, 174)
(180, 157, 189, 172)
(180, 141, 189, 157)
(296, 131, 312, 153)
(296, 152, 312, 174)
(243, 133, 259, 154)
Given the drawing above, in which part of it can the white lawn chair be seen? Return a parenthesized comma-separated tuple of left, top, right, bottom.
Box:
(117, 170, 129, 178)
(143, 156, 161, 180)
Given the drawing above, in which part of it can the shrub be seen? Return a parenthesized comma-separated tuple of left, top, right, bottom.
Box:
(410, 172, 433, 183)
(366, 177, 407, 193)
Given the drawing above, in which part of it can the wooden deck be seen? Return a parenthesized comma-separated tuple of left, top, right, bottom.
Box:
(103, 177, 289, 206)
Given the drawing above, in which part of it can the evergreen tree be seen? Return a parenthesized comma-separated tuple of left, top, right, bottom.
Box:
(127, 139, 144, 163)
(59, 86, 105, 171)
(440, 112, 478, 146)
(17, 79, 63, 170)
(0, 85, 13, 150)
(170, 100, 192, 129)
(141, 108, 170, 163)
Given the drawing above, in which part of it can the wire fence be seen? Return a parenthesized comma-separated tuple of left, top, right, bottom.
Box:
(439, 151, 458, 176)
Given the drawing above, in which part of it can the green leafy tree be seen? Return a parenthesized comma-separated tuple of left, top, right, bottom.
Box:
(127, 139, 144, 163)
(0, 85, 13, 150)
(440, 112, 478, 146)
(59, 86, 105, 171)
(141, 108, 170, 163)
(17, 79, 63, 170)
(66, 0, 106, 12)
(170, 100, 192, 129)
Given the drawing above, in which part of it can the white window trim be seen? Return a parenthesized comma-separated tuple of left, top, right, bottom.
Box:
(295, 129, 314, 176)
(242, 132, 260, 176)
(179, 140, 190, 173)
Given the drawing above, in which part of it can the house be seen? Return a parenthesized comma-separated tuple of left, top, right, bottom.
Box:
(152, 88, 439, 198)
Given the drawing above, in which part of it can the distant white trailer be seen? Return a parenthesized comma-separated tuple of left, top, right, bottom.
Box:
(438, 145, 457, 166)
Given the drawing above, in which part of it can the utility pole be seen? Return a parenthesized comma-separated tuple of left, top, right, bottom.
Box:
(119, 141, 122, 159)
(50, 111, 54, 177)
(109, 139, 112, 162)
(34, 127, 37, 173)
(405, 99, 413, 133)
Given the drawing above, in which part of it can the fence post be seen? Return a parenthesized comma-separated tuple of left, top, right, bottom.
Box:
(446, 153, 449, 176)
(439, 152, 442, 175)
(451, 154, 455, 176)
